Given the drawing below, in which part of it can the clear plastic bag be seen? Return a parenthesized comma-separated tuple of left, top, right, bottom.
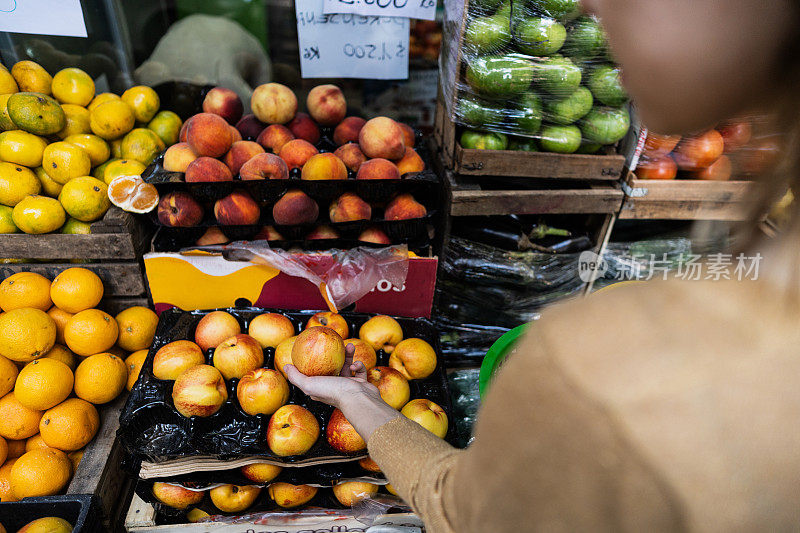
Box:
(441, 0, 631, 153)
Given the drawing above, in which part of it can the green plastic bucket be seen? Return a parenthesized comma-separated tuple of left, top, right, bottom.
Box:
(479, 323, 529, 398)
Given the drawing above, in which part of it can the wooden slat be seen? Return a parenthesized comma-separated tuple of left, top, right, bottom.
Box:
(620, 178, 756, 220)
(451, 187, 623, 216)
(0, 262, 145, 296)
(100, 296, 150, 315)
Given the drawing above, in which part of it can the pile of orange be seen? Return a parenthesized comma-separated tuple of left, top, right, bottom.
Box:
(0, 267, 158, 501)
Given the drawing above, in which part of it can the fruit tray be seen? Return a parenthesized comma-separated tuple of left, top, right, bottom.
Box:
(118, 307, 454, 465)
(0, 495, 102, 533)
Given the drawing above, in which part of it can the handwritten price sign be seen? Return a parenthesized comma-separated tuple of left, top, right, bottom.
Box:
(0, 0, 86, 37)
(296, 0, 410, 79)
(323, 0, 436, 21)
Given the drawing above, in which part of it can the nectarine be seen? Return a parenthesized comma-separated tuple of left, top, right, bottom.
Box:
(291, 326, 345, 376)
(153, 340, 205, 381)
(266, 404, 320, 456)
(195, 311, 241, 351)
(305, 312, 349, 339)
(359, 117, 405, 160)
(389, 338, 437, 380)
(213, 333, 264, 380)
(251, 83, 298, 125)
(306, 84, 346, 126)
(172, 364, 228, 418)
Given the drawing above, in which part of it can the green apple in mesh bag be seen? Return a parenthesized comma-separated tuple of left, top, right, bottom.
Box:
(469, 0, 504, 16)
(465, 54, 534, 99)
(457, 96, 507, 128)
(588, 65, 628, 106)
(513, 91, 543, 134)
(464, 8, 512, 54)
(538, 124, 582, 153)
(562, 17, 607, 58)
(543, 86, 593, 125)
(534, 0, 580, 22)
(460, 130, 509, 150)
(508, 136, 539, 151)
(579, 106, 630, 145)
(532, 55, 581, 95)
(514, 17, 566, 56)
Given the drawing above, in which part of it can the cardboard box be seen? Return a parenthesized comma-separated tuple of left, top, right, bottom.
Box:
(144, 252, 438, 318)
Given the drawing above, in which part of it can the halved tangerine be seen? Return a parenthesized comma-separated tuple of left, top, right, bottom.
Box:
(107, 175, 159, 214)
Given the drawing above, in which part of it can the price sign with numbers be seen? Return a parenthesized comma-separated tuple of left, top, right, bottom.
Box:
(296, 0, 410, 79)
(323, 0, 436, 21)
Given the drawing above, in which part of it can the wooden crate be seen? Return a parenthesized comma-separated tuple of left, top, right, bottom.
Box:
(67, 395, 134, 533)
(619, 173, 758, 220)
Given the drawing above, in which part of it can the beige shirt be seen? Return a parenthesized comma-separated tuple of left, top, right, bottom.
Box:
(369, 279, 800, 532)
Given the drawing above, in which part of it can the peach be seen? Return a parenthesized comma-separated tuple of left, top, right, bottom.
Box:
(342, 339, 376, 372)
(401, 398, 447, 438)
(157, 192, 203, 227)
(359, 315, 403, 353)
(287, 112, 320, 145)
(332, 481, 378, 507)
(273, 336, 296, 378)
(266, 404, 320, 456)
(251, 83, 298, 124)
(229, 125, 242, 143)
(214, 190, 261, 225)
(306, 84, 346, 126)
(185, 156, 233, 183)
(257, 124, 295, 154)
(268, 482, 318, 508)
(172, 364, 228, 418)
(209, 484, 261, 513)
(272, 189, 319, 226)
(255, 225, 284, 241)
(306, 225, 340, 240)
(278, 139, 318, 170)
(240, 152, 289, 180)
(389, 338, 436, 380)
(213, 333, 264, 380)
(367, 366, 409, 409)
(358, 456, 381, 473)
(333, 117, 366, 146)
(178, 117, 193, 143)
(356, 158, 401, 180)
(152, 482, 204, 509)
(358, 227, 391, 245)
(163, 142, 197, 173)
(196, 226, 229, 246)
(224, 141, 264, 175)
(195, 311, 241, 352)
(186, 112, 233, 158)
(398, 122, 415, 147)
(395, 147, 425, 175)
(358, 117, 405, 160)
(329, 192, 371, 223)
(384, 193, 426, 220)
(326, 408, 365, 452)
(236, 114, 266, 140)
(301, 153, 348, 181)
(334, 143, 367, 172)
(237, 368, 289, 415)
(248, 313, 295, 349)
(291, 326, 345, 376)
(153, 340, 206, 381)
(305, 312, 349, 339)
(241, 462, 282, 483)
(203, 87, 244, 124)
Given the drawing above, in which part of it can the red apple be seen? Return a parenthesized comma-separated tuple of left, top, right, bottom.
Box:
(388, 338, 437, 380)
(401, 398, 447, 438)
(195, 311, 241, 351)
(268, 482, 318, 508)
(213, 333, 264, 380)
(291, 326, 345, 376)
(332, 480, 378, 506)
(326, 408, 366, 452)
(172, 364, 228, 418)
(152, 482, 204, 509)
(266, 404, 320, 456)
(359, 315, 403, 353)
(209, 484, 261, 512)
(237, 368, 289, 415)
(367, 366, 409, 409)
(248, 313, 295, 349)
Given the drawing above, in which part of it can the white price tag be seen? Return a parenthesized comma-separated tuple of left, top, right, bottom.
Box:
(296, 0, 410, 80)
(0, 0, 87, 37)
(323, 0, 436, 21)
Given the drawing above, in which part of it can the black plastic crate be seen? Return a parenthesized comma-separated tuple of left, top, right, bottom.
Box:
(0, 495, 101, 532)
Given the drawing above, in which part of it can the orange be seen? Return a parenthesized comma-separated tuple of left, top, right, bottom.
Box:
(108, 175, 158, 214)
(0, 392, 43, 440)
(39, 398, 98, 451)
(0, 354, 15, 398)
(64, 133, 110, 167)
(92, 157, 118, 181)
(109, 137, 123, 158)
(0, 130, 48, 167)
(121, 86, 160, 123)
(10, 61, 52, 95)
(120, 128, 164, 166)
(64, 309, 118, 357)
(51, 67, 95, 107)
(0, 308, 56, 362)
(42, 344, 76, 370)
(124, 349, 148, 391)
(41, 141, 91, 185)
(9, 448, 72, 498)
(17, 517, 74, 532)
(58, 176, 110, 222)
(73, 353, 126, 404)
(87, 92, 119, 113)
(0, 458, 18, 501)
(12, 195, 66, 234)
(147, 110, 182, 146)
(6, 439, 25, 459)
(50, 267, 104, 313)
(47, 307, 73, 345)
(89, 99, 135, 140)
(102, 158, 146, 185)
(0, 436, 6, 465)
(34, 166, 63, 198)
(0, 272, 52, 311)
(0, 162, 40, 206)
(56, 104, 91, 139)
(0, 67, 18, 95)
(68, 449, 83, 472)
(14, 358, 74, 410)
(25, 434, 52, 452)
(115, 306, 158, 352)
